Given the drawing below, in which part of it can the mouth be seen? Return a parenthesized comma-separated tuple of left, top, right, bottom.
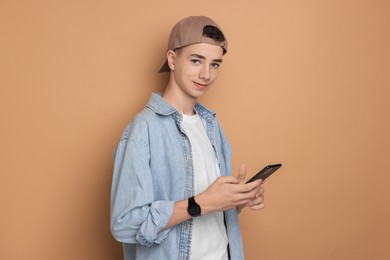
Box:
(193, 81, 209, 89)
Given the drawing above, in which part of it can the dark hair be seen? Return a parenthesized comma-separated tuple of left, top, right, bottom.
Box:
(202, 25, 225, 42)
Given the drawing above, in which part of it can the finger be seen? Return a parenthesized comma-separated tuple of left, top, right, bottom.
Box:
(249, 196, 265, 206)
(219, 176, 241, 184)
(239, 197, 263, 210)
(236, 197, 258, 208)
(237, 188, 260, 202)
(257, 187, 265, 196)
(247, 195, 263, 205)
(243, 179, 262, 192)
(237, 163, 247, 180)
(251, 203, 265, 210)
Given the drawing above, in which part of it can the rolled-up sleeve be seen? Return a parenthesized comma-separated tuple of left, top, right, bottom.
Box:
(136, 200, 174, 245)
(110, 121, 174, 245)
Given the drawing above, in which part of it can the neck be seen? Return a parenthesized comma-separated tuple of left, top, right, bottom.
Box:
(163, 83, 197, 116)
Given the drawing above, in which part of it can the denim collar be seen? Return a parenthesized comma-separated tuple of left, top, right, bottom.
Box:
(147, 93, 216, 119)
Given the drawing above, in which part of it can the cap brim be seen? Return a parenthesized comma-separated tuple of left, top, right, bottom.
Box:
(158, 60, 170, 73)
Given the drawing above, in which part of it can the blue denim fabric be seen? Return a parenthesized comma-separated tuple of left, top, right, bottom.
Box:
(110, 93, 244, 260)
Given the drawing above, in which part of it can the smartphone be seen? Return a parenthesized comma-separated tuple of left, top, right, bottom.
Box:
(246, 164, 282, 183)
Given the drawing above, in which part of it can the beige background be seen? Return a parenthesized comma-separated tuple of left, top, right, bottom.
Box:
(1, 0, 389, 259)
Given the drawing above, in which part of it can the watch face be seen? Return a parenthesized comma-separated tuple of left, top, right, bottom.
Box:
(188, 197, 201, 217)
(189, 205, 201, 216)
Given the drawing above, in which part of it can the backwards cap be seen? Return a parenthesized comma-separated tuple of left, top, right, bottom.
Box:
(159, 16, 228, 73)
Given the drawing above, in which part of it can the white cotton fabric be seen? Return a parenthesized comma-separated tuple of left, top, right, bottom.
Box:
(181, 113, 228, 260)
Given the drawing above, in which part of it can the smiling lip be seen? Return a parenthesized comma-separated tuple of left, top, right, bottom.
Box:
(193, 81, 209, 89)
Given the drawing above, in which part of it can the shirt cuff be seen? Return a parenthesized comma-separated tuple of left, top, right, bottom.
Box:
(136, 200, 175, 246)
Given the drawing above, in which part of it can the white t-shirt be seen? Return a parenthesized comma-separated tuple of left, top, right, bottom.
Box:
(181, 113, 229, 260)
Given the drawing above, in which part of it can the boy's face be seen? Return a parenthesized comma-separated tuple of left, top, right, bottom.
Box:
(168, 42, 224, 100)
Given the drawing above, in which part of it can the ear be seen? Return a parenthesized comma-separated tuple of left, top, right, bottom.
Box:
(167, 50, 176, 71)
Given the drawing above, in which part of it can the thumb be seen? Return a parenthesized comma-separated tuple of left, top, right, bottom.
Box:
(237, 163, 247, 180)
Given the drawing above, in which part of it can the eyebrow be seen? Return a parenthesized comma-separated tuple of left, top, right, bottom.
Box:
(190, 54, 223, 63)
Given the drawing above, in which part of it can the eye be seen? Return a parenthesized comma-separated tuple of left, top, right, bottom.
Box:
(211, 63, 221, 69)
(191, 59, 201, 65)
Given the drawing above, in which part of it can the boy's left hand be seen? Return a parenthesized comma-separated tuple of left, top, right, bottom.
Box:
(237, 163, 265, 212)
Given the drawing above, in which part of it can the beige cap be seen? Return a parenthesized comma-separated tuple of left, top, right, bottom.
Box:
(159, 16, 228, 73)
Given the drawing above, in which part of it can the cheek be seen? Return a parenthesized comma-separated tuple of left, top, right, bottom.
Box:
(176, 62, 195, 77)
(210, 70, 219, 82)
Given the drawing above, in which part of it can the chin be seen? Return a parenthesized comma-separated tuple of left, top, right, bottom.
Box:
(192, 89, 209, 99)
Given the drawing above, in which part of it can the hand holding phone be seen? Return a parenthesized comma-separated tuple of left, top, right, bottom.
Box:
(246, 164, 282, 184)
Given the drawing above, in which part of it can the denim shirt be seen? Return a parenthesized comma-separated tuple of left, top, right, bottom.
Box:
(110, 93, 244, 260)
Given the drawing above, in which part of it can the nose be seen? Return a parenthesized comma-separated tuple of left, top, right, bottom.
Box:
(198, 64, 211, 80)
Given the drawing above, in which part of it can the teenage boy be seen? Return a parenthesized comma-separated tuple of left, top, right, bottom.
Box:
(110, 16, 264, 260)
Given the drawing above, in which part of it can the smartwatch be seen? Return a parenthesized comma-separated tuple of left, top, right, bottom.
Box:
(187, 196, 201, 217)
